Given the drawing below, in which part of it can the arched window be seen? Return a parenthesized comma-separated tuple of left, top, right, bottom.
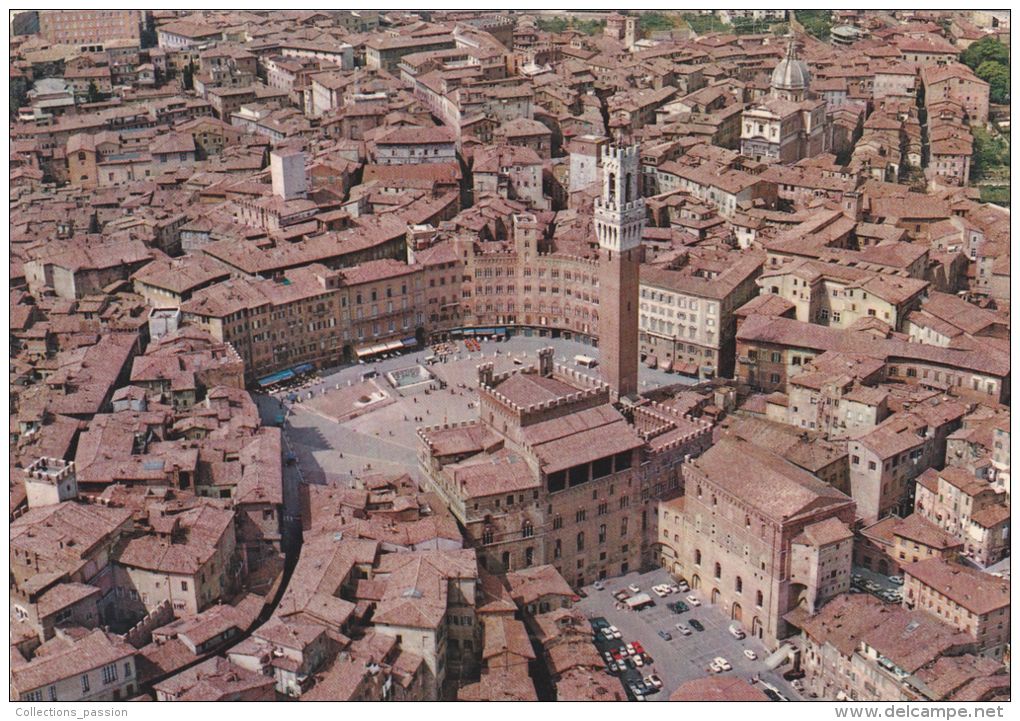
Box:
(576, 532, 585, 551)
(694, 549, 702, 565)
(756, 590, 764, 607)
(554, 538, 562, 559)
(714, 562, 721, 580)
(522, 520, 533, 538)
(736, 576, 743, 594)
(608, 172, 616, 203)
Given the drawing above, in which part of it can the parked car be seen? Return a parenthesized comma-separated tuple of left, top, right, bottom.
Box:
(675, 623, 692, 635)
(743, 649, 757, 661)
(632, 642, 644, 655)
(645, 674, 664, 690)
(713, 657, 732, 672)
(888, 576, 904, 586)
(763, 688, 783, 702)
(593, 580, 605, 591)
(657, 630, 673, 641)
(728, 624, 746, 639)
(688, 619, 705, 632)
(607, 625, 622, 639)
(676, 581, 690, 593)
(590, 617, 609, 630)
(652, 585, 669, 597)
(607, 661, 619, 674)
(633, 654, 644, 668)
(668, 600, 690, 614)
(628, 584, 641, 593)
(686, 595, 702, 607)
(613, 590, 630, 601)
(625, 643, 636, 656)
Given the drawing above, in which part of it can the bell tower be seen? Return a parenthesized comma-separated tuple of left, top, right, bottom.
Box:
(595, 144, 643, 399)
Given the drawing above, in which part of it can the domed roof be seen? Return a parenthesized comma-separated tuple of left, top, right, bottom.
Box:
(771, 40, 810, 91)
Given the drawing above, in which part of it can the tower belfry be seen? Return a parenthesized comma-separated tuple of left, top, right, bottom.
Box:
(595, 144, 643, 400)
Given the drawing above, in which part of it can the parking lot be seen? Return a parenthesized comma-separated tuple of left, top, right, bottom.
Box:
(851, 566, 904, 603)
(577, 568, 803, 702)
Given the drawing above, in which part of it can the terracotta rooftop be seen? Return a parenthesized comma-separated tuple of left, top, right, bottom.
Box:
(904, 558, 1010, 616)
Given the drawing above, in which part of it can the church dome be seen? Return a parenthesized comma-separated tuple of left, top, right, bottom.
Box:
(771, 41, 810, 91)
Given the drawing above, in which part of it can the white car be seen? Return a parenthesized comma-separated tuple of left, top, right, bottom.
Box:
(743, 649, 757, 661)
(633, 654, 644, 668)
(627, 584, 641, 594)
(652, 585, 669, 597)
(625, 643, 636, 656)
(686, 595, 701, 607)
(608, 625, 622, 639)
(675, 623, 692, 636)
(645, 674, 664, 690)
(713, 657, 732, 672)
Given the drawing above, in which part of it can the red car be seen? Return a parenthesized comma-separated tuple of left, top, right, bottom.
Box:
(632, 641, 645, 655)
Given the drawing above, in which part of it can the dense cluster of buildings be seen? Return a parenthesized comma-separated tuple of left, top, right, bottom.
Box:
(9, 9, 1010, 704)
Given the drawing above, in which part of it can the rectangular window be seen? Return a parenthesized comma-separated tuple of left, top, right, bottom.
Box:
(81, 674, 90, 694)
(102, 664, 118, 685)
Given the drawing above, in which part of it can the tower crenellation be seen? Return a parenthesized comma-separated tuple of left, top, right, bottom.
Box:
(594, 144, 645, 254)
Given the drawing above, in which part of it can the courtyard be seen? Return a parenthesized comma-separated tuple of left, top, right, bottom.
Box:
(256, 334, 698, 488)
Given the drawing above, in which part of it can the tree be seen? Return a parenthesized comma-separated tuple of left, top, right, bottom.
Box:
(971, 127, 1010, 181)
(10, 82, 28, 120)
(795, 10, 832, 40)
(638, 12, 677, 34)
(961, 36, 1009, 72)
(535, 17, 567, 33)
(182, 61, 195, 91)
(86, 80, 102, 104)
(976, 60, 1010, 104)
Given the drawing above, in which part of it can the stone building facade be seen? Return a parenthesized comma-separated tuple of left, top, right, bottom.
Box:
(677, 437, 856, 645)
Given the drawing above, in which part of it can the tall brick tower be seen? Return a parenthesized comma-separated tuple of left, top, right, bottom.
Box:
(595, 144, 643, 399)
